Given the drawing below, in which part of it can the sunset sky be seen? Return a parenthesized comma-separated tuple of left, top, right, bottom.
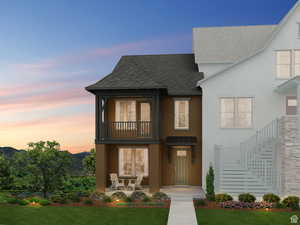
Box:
(0, 0, 297, 153)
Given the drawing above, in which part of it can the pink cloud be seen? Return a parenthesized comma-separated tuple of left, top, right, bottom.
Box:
(12, 33, 190, 73)
(0, 86, 93, 113)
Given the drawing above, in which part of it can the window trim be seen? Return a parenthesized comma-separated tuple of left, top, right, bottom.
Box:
(173, 98, 190, 130)
(276, 49, 300, 79)
(219, 97, 254, 129)
(276, 50, 292, 79)
(118, 147, 149, 177)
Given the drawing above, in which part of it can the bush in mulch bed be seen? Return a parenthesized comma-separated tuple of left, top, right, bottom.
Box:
(219, 201, 274, 209)
(152, 192, 170, 201)
(282, 196, 300, 210)
(215, 194, 233, 202)
(130, 191, 147, 201)
(50, 192, 68, 204)
(238, 193, 256, 203)
(111, 192, 127, 201)
(263, 193, 280, 203)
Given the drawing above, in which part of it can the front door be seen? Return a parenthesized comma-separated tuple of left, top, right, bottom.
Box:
(174, 150, 189, 185)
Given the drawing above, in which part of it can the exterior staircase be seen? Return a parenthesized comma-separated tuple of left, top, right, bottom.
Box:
(214, 118, 282, 196)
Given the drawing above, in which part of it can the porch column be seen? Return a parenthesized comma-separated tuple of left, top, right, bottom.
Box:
(149, 144, 161, 193)
(96, 144, 107, 192)
(297, 82, 300, 142)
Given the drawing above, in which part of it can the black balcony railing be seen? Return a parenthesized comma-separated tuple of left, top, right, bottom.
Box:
(103, 121, 152, 138)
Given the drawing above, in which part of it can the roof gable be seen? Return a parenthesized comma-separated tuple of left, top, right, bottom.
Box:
(86, 54, 203, 96)
(196, 0, 300, 86)
(193, 25, 277, 64)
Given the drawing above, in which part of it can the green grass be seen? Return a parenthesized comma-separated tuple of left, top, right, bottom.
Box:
(196, 208, 298, 225)
(0, 205, 169, 225)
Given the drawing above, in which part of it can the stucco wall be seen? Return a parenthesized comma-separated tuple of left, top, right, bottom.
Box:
(199, 5, 300, 187)
(197, 63, 232, 78)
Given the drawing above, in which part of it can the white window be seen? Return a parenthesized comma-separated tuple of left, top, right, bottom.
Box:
(220, 97, 253, 128)
(277, 50, 291, 79)
(119, 148, 148, 177)
(174, 100, 189, 130)
(295, 50, 300, 76)
(115, 100, 136, 122)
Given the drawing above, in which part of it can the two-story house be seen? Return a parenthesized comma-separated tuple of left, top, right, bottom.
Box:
(195, 0, 300, 196)
(86, 54, 203, 192)
(87, 0, 300, 197)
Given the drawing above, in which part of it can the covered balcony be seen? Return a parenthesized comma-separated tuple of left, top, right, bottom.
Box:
(94, 90, 161, 144)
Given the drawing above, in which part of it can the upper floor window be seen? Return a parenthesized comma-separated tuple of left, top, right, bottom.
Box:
(276, 50, 300, 79)
(277, 50, 291, 79)
(115, 100, 136, 122)
(174, 99, 189, 130)
(220, 97, 253, 129)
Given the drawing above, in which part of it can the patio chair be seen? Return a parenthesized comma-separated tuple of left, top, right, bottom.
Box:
(110, 173, 125, 190)
(127, 174, 143, 191)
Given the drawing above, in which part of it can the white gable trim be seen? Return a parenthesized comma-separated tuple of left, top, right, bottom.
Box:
(197, 0, 300, 87)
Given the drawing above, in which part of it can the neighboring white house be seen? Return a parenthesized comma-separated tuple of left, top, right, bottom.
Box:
(194, 0, 300, 196)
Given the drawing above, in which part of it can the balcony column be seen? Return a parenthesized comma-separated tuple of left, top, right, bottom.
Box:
(96, 96, 101, 141)
(95, 144, 107, 192)
(297, 82, 300, 142)
(152, 92, 160, 140)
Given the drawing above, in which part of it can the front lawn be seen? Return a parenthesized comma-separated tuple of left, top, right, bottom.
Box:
(0, 205, 169, 225)
(196, 208, 298, 225)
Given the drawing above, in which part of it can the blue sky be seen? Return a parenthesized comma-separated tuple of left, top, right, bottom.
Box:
(0, 0, 297, 152)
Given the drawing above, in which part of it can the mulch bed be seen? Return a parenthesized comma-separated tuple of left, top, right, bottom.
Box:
(50, 200, 170, 208)
(194, 200, 300, 212)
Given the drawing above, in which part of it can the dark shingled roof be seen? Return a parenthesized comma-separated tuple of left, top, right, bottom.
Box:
(86, 54, 203, 95)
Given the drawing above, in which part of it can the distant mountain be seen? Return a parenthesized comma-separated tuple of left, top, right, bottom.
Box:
(0, 146, 91, 176)
(0, 147, 23, 157)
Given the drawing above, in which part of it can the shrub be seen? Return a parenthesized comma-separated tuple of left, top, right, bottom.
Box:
(238, 193, 256, 203)
(152, 192, 169, 201)
(125, 196, 132, 202)
(194, 199, 207, 207)
(39, 199, 51, 206)
(130, 191, 147, 201)
(83, 199, 93, 205)
(143, 196, 151, 202)
(275, 202, 285, 209)
(206, 166, 215, 201)
(7, 197, 18, 204)
(103, 196, 112, 203)
(67, 193, 81, 202)
(50, 193, 68, 204)
(111, 192, 127, 201)
(220, 201, 274, 209)
(263, 193, 280, 203)
(17, 199, 29, 206)
(282, 196, 300, 208)
(90, 192, 107, 201)
(215, 194, 233, 202)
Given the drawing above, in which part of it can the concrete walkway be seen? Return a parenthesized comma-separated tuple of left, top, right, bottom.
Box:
(162, 186, 205, 225)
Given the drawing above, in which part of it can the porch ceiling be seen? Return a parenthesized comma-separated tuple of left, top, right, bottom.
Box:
(275, 76, 300, 94)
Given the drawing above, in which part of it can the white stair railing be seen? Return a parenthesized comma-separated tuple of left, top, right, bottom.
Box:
(240, 118, 282, 194)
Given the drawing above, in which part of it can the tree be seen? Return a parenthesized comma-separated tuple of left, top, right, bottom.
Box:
(83, 148, 96, 176)
(0, 154, 13, 190)
(13, 141, 71, 197)
(206, 165, 215, 201)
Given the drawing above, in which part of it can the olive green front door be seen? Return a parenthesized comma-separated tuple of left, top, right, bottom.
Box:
(174, 150, 189, 185)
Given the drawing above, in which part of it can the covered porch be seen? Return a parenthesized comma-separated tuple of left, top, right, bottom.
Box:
(275, 76, 300, 141)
